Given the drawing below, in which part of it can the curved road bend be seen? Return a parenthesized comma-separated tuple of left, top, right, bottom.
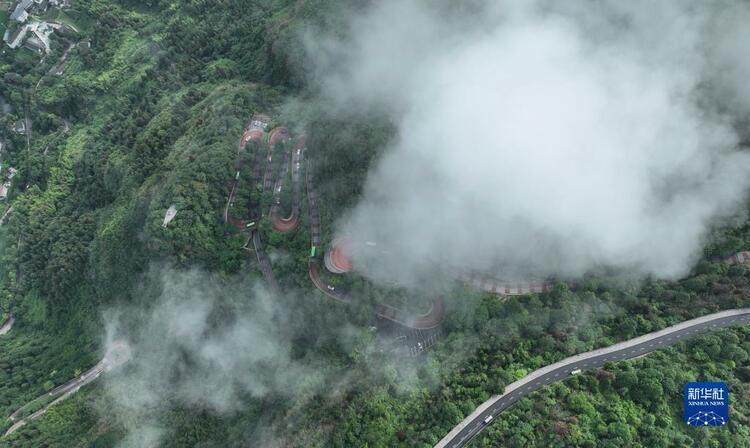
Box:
(435, 308, 750, 448)
(375, 299, 445, 330)
(223, 122, 279, 292)
(225, 121, 444, 330)
(464, 251, 750, 298)
(4, 341, 131, 437)
(303, 152, 446, 330)
(270, 136, 305, 232)
(308, 241, 446, 330)
(247, 126, 289, 290)
(459, 273, 554, 297)
(263, 127, 289, 192)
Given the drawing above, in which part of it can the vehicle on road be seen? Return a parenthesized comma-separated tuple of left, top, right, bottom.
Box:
(483, 415, 494, 424)
(570, 368, 582, 375)
(327, 285, 335, 291)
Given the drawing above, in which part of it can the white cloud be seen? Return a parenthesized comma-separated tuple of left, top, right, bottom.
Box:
(308, 0, 750, 284)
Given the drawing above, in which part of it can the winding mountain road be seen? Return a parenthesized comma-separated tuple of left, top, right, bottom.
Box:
(270, 136, 304, 232)
(224, 118, 280, 292)
(263, 127, 289, 192)
(459, 273, 554, 296)
(435, 307, 750, 448)
(3, 341, 131, 437)
(463, 251, 750, 298)
(302, 147, 445, 329)
(225, 118, 445, 330)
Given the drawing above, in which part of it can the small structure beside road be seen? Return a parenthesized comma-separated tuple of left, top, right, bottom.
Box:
(162, 204, 177, 227)
(0, 167, 18, 200)
(0, 315, 14, 336)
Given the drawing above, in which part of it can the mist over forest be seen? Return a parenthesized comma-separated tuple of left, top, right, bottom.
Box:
(0, 0, 749, 447)
(309, 0, 750, 284)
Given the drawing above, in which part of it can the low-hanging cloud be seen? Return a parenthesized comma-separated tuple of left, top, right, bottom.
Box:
(99, 266, 435, 447)
(101, 268, 330, 447)
(307, 0, 750, 284)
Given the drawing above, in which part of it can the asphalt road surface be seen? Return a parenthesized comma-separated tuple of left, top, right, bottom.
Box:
(436, 308, 750, 448)
(4, 341, 131, 437)
(301, 144, 445, 330)
(270, 137, 304, 232)
(252, 230, 280, 293)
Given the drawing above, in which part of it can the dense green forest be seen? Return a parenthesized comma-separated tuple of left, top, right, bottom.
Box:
(472, 326, 750, 447)
(0, 0, 749, 447)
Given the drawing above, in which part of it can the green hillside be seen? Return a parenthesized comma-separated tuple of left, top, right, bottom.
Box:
(0, 1, 749, 447)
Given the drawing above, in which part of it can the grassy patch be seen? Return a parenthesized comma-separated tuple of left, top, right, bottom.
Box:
(44, 8, 79, 31)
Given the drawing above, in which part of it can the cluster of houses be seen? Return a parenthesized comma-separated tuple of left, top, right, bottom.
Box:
(9, 0, 70, 22)
(3, 0, 74, 53)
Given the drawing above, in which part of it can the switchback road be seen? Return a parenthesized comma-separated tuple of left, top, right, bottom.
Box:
(302, 150, 445, 329)
(225, 120, 445, 329)
(435, 308, 750, 448)
(270, 136, 304, 232)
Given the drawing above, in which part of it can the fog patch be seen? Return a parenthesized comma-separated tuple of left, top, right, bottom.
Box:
(306, 0, 750, 286)
(101, 268, 328, 447)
